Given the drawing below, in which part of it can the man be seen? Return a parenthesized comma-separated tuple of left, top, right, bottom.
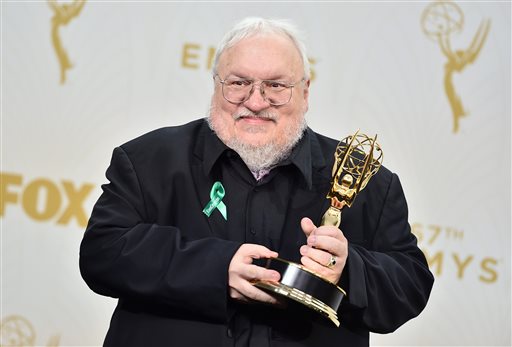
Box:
(80, 17, 434, 347)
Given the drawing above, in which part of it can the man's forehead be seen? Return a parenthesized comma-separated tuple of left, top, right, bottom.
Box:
(217, 33, 303, 78)
(223, 33, 299, 57)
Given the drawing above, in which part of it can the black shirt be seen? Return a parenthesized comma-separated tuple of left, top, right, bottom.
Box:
(204, 126, 320, 255)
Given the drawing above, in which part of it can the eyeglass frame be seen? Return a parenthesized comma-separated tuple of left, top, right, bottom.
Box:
(214, 74, 306, 106)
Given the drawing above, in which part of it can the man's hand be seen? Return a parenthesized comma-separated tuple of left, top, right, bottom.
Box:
(228, 244, 281, 305)
(300, 217, 348, 284)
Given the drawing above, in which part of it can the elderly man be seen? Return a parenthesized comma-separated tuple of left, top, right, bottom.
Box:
(80, 17, 433, 347)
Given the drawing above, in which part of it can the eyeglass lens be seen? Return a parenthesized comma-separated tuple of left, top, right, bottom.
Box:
(222, 80, 292, 106)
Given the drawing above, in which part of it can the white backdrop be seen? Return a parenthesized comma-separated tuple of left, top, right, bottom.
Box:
(1, 1, 510, 346)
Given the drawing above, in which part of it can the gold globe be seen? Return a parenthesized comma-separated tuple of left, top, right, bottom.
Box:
(0, 315, 36, 347)
(421, 1, 464, 39)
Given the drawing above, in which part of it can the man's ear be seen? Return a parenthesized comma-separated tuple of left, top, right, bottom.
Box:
(303, 79, 311, 112)
(304, 79, 311, 96)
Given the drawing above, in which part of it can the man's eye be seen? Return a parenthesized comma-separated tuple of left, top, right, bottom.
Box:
(266, 81, 286, 89)
(228, 80, 251, 87)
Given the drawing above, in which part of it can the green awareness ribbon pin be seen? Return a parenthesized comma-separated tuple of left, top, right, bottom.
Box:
(202, 181, 227, 220)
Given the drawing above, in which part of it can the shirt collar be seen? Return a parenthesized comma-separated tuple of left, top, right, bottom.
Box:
(284, 128, 326, 189)
(195, 120, 326, 189)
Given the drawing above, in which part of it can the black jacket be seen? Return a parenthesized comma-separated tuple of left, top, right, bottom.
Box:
(80, 119, 433, 347)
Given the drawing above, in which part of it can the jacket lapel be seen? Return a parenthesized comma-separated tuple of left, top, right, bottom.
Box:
(191, 122, 230, 239)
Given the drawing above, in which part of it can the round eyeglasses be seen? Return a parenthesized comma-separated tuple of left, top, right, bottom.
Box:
(215, 75, 305, 106)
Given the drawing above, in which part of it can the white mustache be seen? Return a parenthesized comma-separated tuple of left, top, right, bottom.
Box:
(233, 108, 277, 121)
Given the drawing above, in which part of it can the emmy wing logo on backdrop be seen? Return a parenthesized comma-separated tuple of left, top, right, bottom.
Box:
(421, 1, 490, 133)
(0, 315, 60, 347)
(47, 0, 86, 84)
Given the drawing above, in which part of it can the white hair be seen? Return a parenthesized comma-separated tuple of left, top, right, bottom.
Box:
(212, 17, 311, 80)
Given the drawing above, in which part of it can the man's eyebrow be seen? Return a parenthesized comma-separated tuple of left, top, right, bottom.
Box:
(223, 73, 250, 80)
(224, 72, 292, 81)
(259, 73, 291, 81)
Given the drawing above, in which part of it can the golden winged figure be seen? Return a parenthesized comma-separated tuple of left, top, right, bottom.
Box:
(422, 1, 491, 133)
(439, 19, 491, 132)
(48, 0, 86, 84)
(321, 131, 383, 228)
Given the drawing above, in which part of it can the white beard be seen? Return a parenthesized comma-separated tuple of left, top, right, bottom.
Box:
(207, 106, 307, 172)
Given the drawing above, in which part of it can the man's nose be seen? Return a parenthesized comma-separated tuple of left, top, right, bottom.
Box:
(243, 84, 270, 112)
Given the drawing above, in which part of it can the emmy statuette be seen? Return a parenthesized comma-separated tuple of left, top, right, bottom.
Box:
(254, 130, 383, 327)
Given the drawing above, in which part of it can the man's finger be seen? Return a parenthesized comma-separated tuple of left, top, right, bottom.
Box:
(241, 281, 280, 305)
(245, 264, 280, 282)
(301, 217, 317, 237)
(240, 244, 279, 260)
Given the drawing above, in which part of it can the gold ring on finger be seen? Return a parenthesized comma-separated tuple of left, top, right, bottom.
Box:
(326, 255, 336, 268)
